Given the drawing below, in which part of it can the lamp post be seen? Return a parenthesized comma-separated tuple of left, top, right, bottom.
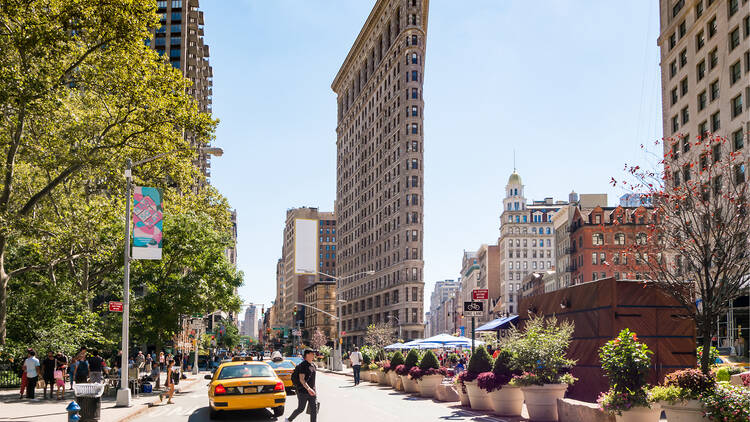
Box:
(116, 146, 223, 407)
(387, 315, 402, 340)
(304, 270, 374, 371)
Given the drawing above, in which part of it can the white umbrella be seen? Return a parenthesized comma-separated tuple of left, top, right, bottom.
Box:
(384, 343, 405, 350)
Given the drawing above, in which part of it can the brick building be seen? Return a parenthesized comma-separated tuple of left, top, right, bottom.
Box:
(569, 206, 656, 285)
(304, 280, 337, 343)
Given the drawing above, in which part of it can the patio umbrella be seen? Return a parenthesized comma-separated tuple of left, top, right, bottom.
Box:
(384, 343, 405, 350)
(418, 334, 467, 345)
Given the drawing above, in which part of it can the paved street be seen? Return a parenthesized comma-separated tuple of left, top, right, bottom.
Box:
(131, 371, 525, 422)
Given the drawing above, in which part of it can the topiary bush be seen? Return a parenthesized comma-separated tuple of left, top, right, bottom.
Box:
(390, 351, 405, 367)
(419, 350, 440, 371)
(404, 349, 420, 370)
(492, 349, 519, 386)
(715, 367, 730, 382)
(467, 345, 493, 375)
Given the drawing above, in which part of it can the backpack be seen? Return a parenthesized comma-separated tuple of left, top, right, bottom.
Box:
(291, 363, 304, 389)
(171, 367, 180, 385)
(77, 359, 89, 375)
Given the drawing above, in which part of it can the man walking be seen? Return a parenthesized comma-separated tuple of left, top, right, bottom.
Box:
(24, 349, 40, 399)
(286, 349, 317, 422)
(349, 347, 363, 386)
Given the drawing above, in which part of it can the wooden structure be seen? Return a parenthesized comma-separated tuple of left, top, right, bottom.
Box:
(518, 278, 695, 402)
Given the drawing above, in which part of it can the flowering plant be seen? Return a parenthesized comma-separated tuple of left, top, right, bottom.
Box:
(699, 383, 750, 422)
(598, 329, 653, 414)
(394, 364, 409, 376)
(504, 315, 576, 386)
(477, 372, 499, 392)
(408, 366, 424, 381)
(741, 372, 750, 387)
(380, 361, 391, 373)
(511, 371, 576, 387)
(458, 369, 478, 383)
(663, 368, 715, 400)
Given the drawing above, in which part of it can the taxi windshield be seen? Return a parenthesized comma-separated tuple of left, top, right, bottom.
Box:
(268, 361, 295, 369)
(218, 364, 275, 380)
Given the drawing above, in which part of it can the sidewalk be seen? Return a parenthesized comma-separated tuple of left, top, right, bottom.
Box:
(0, 371, 205, 422)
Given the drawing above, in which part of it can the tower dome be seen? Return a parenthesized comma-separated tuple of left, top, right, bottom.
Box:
(508, 170, 522, 185)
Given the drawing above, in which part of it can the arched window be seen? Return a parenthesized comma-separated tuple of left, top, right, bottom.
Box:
(614, 233, 625, 245)
(636, 232, 647, 245)
(592, 233, 604, 246)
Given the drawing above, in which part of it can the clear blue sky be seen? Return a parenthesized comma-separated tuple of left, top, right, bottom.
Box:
(202, 1, 663, 312)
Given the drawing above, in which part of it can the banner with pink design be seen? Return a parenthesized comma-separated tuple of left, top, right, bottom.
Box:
(132, 186, 163, 260)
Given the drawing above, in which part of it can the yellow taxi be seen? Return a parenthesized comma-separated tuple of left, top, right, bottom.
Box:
(267, 359, 296, 392)
(205, 357, 286, 419)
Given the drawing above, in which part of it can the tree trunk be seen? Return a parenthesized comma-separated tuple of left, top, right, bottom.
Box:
(698, 316, 714, 374)
(0, 273, 7, 345)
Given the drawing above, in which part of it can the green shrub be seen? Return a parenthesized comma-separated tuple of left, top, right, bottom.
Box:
(597, 329, 653, 414)
(663, 368, 716, 399)
(363, 351, 372, 366)
(505, 315, 576, 386)
(419, 350, 440, 371)
(492, 349, 518, 385)
(404, 349, 420, 369)
(468, 345, 493, 374)
(715, 367, 730, 382)
(649, 385, 684, 405)
(390, 351, 405, 367)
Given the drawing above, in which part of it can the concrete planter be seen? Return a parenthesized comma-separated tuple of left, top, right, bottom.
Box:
(389, 371, 403, 390)
(661, 400, 708, 422)
(368, 370, 379, 382)
(456, 382, 471, 406)
(614, 404, 661, 422)
(521, 383, 568, 421)
(488, 385, 524, 416)
(465, 380, 493, 411)
(401, 375, 419, 393)
(435, 383, 460, 402)
(378, 370, 389, 385)
(417, 374, 443, 398)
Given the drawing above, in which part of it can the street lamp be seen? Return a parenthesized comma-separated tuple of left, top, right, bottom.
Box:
(117, 146, 223, 407)
(304, 269, 374, 371)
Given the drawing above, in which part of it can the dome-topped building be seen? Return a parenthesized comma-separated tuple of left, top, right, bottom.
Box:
(508, 170, 522, 185)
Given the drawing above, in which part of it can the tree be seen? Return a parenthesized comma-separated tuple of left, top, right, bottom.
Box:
(0, 0, 216, 343)
(617, 134, 749, 374)
(311, 327, 327, 350)
(218, 324, 240, 350)
(364, 322, 396, 351)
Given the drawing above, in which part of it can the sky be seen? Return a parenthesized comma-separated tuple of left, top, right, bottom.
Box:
(201, 0, 663, 313)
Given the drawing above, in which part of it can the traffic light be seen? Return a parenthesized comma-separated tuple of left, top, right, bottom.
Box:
(293, 306, 297, 315)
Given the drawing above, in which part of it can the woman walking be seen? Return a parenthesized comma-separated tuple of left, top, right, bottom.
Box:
(18, 351, 29, 399)
(158, 352, 165, 371)
(158, 359, 178, 404)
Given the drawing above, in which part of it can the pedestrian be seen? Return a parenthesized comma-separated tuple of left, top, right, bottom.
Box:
(73, 349, 89, 384)
(135, 351, 145, 374)
(54, 353, 67, 400)
(145, 352, 153, 374)
(151, 357, 162, 390)
(350, 346, 363, 385)
(158, 359, 177, 404)
(68, 356, 77, 389)
(41, 351, 57, 399)
(18, 350, 29, 399)
(24, 349, 40, 399)
(88, 350, 105, 383)
(159, 351, 165, 371)
(286, 349, 318, 422)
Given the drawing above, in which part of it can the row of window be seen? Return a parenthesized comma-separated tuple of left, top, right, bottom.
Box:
(507, 238, 552, 248)
(508, 261, 552, 271)
(342, 287, 421, 315)
(319, 236, 336, 243)
(672, 91, 745, 136)
(508, 249, 552, 259)
(319, 228, 336, 234)
(591, 232, 647, 246)
(157, 0, 182, 9)
(342, 307, 422, 332)
(319, 245, 336, 251)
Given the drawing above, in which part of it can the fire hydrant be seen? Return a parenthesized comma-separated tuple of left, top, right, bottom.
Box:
(66, 401, 81, 422)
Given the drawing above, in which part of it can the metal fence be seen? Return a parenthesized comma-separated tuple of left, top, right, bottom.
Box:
(0, 361, 23, 388)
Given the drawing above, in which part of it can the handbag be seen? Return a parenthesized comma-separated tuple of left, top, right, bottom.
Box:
(307, 400, 320, 415)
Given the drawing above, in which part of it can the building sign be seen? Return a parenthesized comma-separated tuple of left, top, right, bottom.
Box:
(463, 301, 484, 317)
(472, 289, 489, 300)
(109, 301, 124, 312)
(294, 218, 318, 274)
(132, 186, 163, 260)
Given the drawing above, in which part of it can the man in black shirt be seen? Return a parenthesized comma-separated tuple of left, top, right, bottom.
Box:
(88, 350, 105, 383)
(41, 351, 56, 399)
(287, 349, 317, 422)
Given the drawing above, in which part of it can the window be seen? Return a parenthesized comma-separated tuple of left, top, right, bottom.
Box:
(681, 106, 689, 124)
(712, 143, 721, 162)
(680, 49, 687, 67)
(673, 171, 681, 187)
(709, 48, 718, 69)
(696, 30, 705, 51)
(157, 0, 167, 8)
(735, 164, 746, 184)
(410, 53, 418, 64)
(728, 0, 738, 16)
(614, 233, 625, 245)
(172, 0, 182, 7)
(680, 77, 688, 95)
(411, 158, 419, 169)
(697, 59, 706, 80)
(730, 60, 741, 84)
(708, 16, 717, 38)
(731, 94, 743, 118)
(411, 105, 418, 116)
(670, 60, 678, 78)
(411, 123, 418, 134)
(592, 272, 598, 281)
(708, 81, 720, 104)
(636, 232, 648, 245)
(669, 33, 676, 50)
(171, 11, 181, 21)
(411, 88, 418, 99)
(600, 253, 606, 264)
(698, 90, 707, 111)
(683, 164, 691, 182)
(733, 128, 745, 151)
(679, 20, 686, 38)
(682, 136, 691, 152)
(411, 70, 418, 81)
(170, 24, 180, 33)
(699, 121, 708, 138)
(745, 15, 750, 38)
(411, 35, 418, 45)
(695, 1, 703, 18)
(711, 111, 720, 131)
(730, 27, 740, 51)
(169, 48, 180, 58)
(672, 115, 680, 133)
(673, 0, 685, 18)
(592, 233, 604, 246)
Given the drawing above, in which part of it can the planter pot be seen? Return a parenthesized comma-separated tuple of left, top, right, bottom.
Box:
(661, 400, 708, 422)
(369, 371, 379, 382)
(435, 383, 460, 402)
(521, 383, 568, 421)
(465, 380, 493, 411)
(389, 372, 403, 390)
(401, 375, 419, 393)
(615, 404, 662, 422)
(417, 374, 443, 398)
(488, 385, 524, 416)
(456, 383, 471, 406)
(378, 370, 389, 385)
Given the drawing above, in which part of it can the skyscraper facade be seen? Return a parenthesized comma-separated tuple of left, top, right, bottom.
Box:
(332, 0, 429, 347)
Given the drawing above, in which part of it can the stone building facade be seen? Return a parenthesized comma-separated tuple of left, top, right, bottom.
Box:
(304, 280, 337, 343)
(331, 0, 430, 347)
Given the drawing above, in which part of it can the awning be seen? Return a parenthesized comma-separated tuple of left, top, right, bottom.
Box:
(475, 315, 518, 332)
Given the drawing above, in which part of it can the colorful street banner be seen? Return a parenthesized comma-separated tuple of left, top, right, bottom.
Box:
(132, 186, 163, 260)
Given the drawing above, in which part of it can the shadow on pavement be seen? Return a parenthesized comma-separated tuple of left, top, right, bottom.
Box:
(187, 407, 278, 421)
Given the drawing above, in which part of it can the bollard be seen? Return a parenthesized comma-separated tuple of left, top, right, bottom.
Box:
(66, 401, 81, 422)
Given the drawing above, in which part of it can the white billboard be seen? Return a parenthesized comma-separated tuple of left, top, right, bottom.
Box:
(294, 218, 318, 274)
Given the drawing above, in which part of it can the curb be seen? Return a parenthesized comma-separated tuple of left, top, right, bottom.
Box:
(117, 376, 203, 422)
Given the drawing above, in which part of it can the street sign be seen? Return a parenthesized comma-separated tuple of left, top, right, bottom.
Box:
(472, 289, 489, 300)
(109, 301, 123, 312)
(292, 329, 301, 337)
(463, 301, 484, 317)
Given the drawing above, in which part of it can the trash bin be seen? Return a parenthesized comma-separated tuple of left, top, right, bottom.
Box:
(73, 383, 105, 422)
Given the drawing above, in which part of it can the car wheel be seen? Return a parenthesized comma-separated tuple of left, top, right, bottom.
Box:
(273, 406, 285, 417)
(209, 407, 221, 420)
